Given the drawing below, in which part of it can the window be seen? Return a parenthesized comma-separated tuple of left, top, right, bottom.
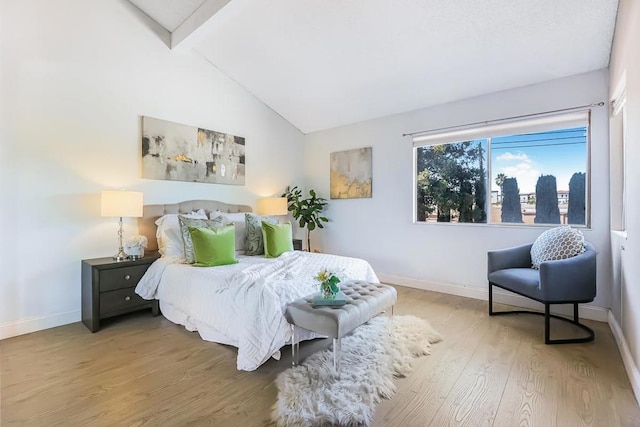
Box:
(610, 74, 627, 232)
(414, 112, 589, 226)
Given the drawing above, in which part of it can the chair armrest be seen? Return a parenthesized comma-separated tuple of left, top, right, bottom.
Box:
(539, 249, 596, 302)
(487, 243, 533, 276)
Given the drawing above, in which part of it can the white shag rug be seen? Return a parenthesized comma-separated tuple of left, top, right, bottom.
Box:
(272, 315, 442, 427)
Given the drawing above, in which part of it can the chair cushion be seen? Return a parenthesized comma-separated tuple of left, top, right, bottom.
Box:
(488, 268, 543, 300)
(530, 226, 585, 269)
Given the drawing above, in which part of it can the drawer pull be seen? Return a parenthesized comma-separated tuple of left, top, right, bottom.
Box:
(124, 274, 131, 280)
(125, 296, 131, 301)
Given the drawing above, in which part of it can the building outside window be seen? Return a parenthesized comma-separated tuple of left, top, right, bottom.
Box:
(413, 112, 589, 226)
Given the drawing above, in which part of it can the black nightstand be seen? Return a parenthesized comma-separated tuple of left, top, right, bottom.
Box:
(81, 254, 160, 332)
(293, 239, 303, 251)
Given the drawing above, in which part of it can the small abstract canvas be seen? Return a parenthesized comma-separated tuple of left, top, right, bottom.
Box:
(330, 147, 372, 199)
(141, 116, 245, 185)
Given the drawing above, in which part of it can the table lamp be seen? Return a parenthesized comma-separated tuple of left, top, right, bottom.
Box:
(257, 197, 288, 216)
(101, 190, 143, 261)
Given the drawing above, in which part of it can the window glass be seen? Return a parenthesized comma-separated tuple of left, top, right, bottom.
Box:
(415, 125, 588, 226)
(416, 139, 488, 223)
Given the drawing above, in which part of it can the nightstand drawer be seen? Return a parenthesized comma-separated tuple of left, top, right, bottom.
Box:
(100, 288, 148, 315)
(100, 265, 148, 292)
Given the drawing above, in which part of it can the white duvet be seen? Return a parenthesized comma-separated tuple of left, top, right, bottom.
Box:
(135, 251, 379, 371)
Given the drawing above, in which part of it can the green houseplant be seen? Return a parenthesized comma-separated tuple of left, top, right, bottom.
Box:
(282, 186, 328, 252)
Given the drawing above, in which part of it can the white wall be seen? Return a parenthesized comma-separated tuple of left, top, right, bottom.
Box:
(608, 0, 640, 402)
(304, 70, 611, 318)
(0, 0, 303, 338)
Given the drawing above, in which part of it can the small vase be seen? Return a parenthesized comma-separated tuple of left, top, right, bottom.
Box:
(321, 283, 337, 299)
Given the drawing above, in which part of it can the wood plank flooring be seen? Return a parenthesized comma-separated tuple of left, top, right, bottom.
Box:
(1, 286, 638, 426)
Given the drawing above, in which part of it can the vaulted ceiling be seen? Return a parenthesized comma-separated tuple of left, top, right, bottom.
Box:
(129, 0, 619, 134)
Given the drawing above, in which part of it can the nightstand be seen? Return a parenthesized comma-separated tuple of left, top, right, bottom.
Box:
(81, 254, 160, 332)
(293, 239, 303, 251)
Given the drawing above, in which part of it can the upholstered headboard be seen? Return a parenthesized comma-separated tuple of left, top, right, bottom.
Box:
(138, 200, 252, 251)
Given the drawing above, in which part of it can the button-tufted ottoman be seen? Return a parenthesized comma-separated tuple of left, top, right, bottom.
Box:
(285, 280, 397, 373)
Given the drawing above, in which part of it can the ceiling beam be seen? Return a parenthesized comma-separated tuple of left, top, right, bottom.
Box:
(123, 0, 172, 48)
(171, 0, 233, 49)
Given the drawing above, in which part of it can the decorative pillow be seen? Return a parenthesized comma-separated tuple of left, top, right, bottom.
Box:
(178, 216, 225, 263)
(188, 225, 239, 267)
(210, 211, 247, 252)
(530, 226, 585, 269)
(245, 213, 278, 255)
(262, 221, 294, 258)
(155, 210, 207, 257)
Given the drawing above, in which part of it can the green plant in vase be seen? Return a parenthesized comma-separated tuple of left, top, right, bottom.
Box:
(316, 269, 341, 299)
(282, 186, 328, 252)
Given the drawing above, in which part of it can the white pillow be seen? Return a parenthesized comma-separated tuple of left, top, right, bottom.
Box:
(156, 209, 207, 257)
(530, 226, 585, 269)
(210, 211, 247, 251)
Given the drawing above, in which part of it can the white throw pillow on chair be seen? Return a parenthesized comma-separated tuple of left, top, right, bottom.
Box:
(530, 226, 585, 269)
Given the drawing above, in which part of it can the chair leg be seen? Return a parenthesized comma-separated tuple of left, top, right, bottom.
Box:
(488, 283, 494, 316)
(488, 285, 594, 344)
(545, 303, 595, 344)
(545, 303, 551, 344)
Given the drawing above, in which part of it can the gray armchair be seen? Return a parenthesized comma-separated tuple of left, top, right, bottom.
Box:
(487, 241, 596, 344)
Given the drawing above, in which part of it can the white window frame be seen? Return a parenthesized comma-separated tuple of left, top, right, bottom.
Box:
(413, 111, 592, 227)
(611, 73, 627, 234)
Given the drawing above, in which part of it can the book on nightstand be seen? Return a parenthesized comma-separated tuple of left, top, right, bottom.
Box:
(312, 292, 347, 307)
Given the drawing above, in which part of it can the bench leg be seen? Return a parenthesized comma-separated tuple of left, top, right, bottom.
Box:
(333, 338, 341, 375)
(291, 324, 299, 367)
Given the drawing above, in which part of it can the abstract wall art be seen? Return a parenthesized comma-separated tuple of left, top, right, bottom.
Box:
(141, 116, 245, 185)
(330, 147, 372, 199)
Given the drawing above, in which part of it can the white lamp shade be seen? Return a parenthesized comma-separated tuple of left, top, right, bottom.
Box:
(101, 190, 143, 218)
(257, 197, 288, 216)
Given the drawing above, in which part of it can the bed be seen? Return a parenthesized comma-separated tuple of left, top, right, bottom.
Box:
(135, 200, 379, 371)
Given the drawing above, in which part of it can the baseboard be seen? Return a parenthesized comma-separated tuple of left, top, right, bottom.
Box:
(378, 273, 608, 323)
(608, 311, 640, 405)
(0, 310, 80, 340)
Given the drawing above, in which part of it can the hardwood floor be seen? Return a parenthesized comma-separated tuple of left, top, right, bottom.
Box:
(1, 286, 638, 426)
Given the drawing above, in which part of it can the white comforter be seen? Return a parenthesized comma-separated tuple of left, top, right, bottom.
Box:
(136, 251, 379, 371)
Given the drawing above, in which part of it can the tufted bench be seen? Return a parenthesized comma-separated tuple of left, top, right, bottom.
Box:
(285, 280, 397, 372)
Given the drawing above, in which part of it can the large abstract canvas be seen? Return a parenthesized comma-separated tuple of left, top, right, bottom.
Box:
(330, 147, 372, 199)
(141, 116, 245, 185)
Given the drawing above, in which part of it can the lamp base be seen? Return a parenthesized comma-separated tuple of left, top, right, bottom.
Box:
(113, 249, 127, 262)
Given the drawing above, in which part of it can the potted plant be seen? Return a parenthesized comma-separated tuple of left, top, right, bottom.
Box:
(282, 186, 328, 252)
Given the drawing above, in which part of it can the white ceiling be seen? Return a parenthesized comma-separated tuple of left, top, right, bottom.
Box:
(129, 0, 619, 134)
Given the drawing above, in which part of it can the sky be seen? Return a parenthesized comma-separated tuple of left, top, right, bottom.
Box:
(490, 127, 587, 194)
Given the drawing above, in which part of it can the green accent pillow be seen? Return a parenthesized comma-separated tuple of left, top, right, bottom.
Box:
(244, 213, 278, 255)
(188, 225, 239, 267)
(178, 216, 224, 263)
(261, 221, 294, 258)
